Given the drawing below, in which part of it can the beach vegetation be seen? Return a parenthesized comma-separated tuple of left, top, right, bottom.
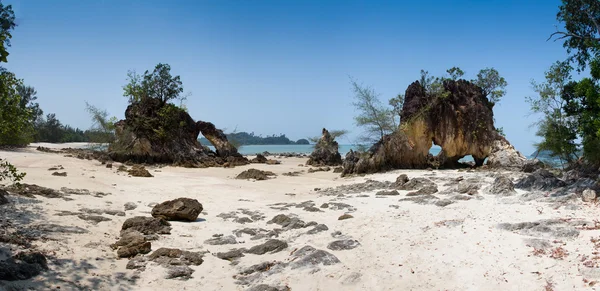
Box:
(123, 63, 186, 105)
(532, 0, 600, 165)
(350, 78, 396, 143)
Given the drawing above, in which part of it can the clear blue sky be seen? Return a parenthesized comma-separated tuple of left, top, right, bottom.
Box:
(5, 0, 569, 155)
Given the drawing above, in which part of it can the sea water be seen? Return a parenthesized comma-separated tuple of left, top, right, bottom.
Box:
(211, 144, 448, 158)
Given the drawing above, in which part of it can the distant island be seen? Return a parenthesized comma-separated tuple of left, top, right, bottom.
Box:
(199, 132, 309, 146)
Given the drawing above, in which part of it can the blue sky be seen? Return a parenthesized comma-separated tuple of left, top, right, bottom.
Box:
(5, 0, 569, 155)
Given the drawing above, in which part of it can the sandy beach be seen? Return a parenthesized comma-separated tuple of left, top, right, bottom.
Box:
(0, 144, 598, 291)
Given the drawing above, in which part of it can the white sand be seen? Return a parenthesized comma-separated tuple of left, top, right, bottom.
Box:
(1, 146, 599, 290)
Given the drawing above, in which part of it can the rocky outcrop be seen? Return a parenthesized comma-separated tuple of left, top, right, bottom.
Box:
(486, 137, 527, 169)
(0, 251, 48, 281)
(515, 169, 566, 191)
(196, 121, 248, 167)
(487, 175, 517, 196)
(306, 128, 342, 166)
(521, 159, 546, 173)
(342, 79, 524, 174)
(151, 198, 203, 222)
(108, 97, 248, 167)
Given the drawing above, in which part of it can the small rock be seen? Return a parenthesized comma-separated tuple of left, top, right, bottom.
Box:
(583, 189, 597, 202)
(0, 189, 9, 205)
(395, 174, 409, 186)
(216, 249, 246, 261)
(236, 169, 276, 180)
(406, 184, 438, 196)
(52, 172, 67, 177)
(204, 235, 237, 245)
(303, 206, 323, 212)
(165, 266, 194, 279)
(488, 175, 517, 196)
(113, 230, 152, 258)
(376, 190, 400, 196)
(246, 284, 290, 291)
(306, 224, 329, 235)
(128, 165, 153, 177)
(106, 163, 113, 169)
(289, 246, 340, 269)
(235, 217, 253, 224)
(121, 216, 172, 235)
(246, 239, 288, 255)
(327, 239, 360, 251)
(338, 214, 353, 220)
(124, 202, 138, 211)
(434, 199, 454, 207)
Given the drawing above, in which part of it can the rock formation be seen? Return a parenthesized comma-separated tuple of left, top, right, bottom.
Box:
(306, 128, 342, 166)
(342, 79, 525, 175)
(108, 97, 247, 167)
(486, 137, 527, 169)
(196, 121, 247, 166)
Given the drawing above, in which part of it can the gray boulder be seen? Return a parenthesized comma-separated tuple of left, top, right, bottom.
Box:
(327, 239, 360, 251)
(583, 189, 597, 202)
(515, 169, 566, 191)
(151, 198, 203, 222)
(488, 175, 517, 196)
(121, 216, 172, 235)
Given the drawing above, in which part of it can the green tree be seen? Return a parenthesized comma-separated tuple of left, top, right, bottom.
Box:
(550, 0, 600, 71)
(0, 2, 15, 63)
(388, 94, 404, 125)
(85, 102, 116, 144)
(419, 70, 448, 98)
(124, 63, 185, 105)
(350, 79, 395, 142)
(473, 68, 507, 105)
(544, 0, 600, 164)
(527, 61, 579, 166)
(447, 67, 465, 80)
(0, 70, 33, 145)
(0, 158, 24, 184)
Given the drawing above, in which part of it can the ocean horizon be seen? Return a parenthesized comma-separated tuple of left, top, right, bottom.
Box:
(210, 144, 446, 157)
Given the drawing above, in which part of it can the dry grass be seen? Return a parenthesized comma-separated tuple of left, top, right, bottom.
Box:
(544, 279, 555, 291)
(433, 219, 463, 227)
(531, 248, 546, 257)
(549, 247, 569, 260)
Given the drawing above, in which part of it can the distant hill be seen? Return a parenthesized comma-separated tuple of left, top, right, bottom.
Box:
(199, 131, 310, 146)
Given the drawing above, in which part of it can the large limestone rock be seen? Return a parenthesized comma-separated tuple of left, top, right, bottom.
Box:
(306, 128, 342, 166)
(486, 137, 527, 169)
(151, 198, 203, 222)
(343, 79, 522, 174)
(108, 97, 247, 167)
